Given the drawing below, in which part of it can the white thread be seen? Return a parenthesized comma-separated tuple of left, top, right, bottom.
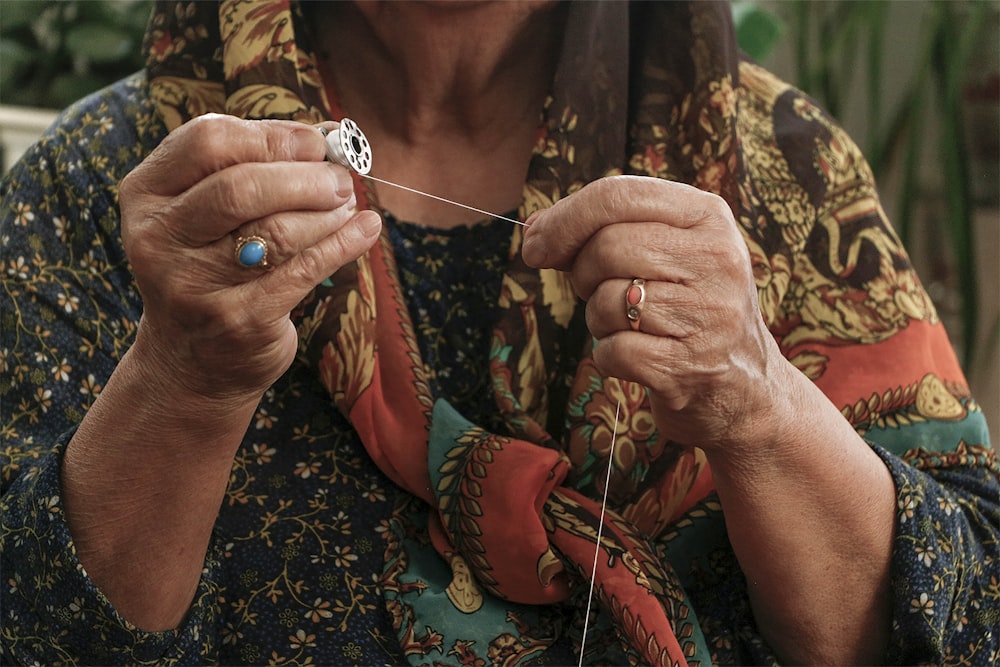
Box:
(324, 119, 524, 225)
(364, 174, 527, 227)
(578, 397, 620, 666)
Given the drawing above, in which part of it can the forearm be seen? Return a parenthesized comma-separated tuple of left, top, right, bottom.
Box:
(706, 361, 896, 665)
(62, 338, 259, 631)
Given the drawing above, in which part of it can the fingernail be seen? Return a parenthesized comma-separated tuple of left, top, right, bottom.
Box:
(523, 210, 542, 227)
(293, 127, 322, 158)
(334, 168, 354, 196)
(521, 231, 546, 266)
(357, 211, 382, 238)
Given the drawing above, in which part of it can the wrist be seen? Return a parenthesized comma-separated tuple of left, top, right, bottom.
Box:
(126, 324, 267, 427)
(65, 335, 263, 486)
(703, 354, 808, 465)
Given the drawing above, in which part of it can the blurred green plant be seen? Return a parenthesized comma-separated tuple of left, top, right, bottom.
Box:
(0, 0, 151, 109)
(735, 0, 997, 370)
(732, 0, 785, 62)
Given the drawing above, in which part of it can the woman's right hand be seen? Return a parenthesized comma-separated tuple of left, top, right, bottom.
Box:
(118, 114, 382, 405)
(59, 114, 381, 630)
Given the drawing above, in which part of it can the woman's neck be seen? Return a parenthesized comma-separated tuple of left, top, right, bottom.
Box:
(312, 1, 565, 228)
(315, 1, 563, 142)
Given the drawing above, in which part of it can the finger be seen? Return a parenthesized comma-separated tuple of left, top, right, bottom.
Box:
(209, 199, 358, 277)
(124, 115, 330, 197)
(591, 331, 677, 393)
(591, 331, 708, 413)
(164, 161, 355, 246)
(246, 209, 383, 305)
(565, 221, 713, 300)
(585, 278, 704, 340)
(521, 175, 734, 271)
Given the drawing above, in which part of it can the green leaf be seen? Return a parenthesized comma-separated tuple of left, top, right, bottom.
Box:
(0, 39, 44, 105)
(46, 71, 104, 108)
(732, 2, 784, 62)
(0, 38, 34, 80)
(0, 0, 49, 34)
(64, 22, 134, 64)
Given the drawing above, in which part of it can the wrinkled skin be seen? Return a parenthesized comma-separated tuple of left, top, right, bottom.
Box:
(522, 175, 894, 665)
(522, 175, 785, 452)
(118, 114, 382, 404)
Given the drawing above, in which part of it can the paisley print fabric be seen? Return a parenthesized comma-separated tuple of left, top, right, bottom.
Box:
(2, 1, 997, 665)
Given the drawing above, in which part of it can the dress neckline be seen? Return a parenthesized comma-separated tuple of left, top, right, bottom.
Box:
(381, 209, 520, 236)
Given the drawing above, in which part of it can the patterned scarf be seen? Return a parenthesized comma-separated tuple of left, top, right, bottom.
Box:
(143, 2, 761, 663)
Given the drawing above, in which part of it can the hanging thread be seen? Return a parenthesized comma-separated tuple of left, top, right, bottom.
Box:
(577, 398, 619, 666)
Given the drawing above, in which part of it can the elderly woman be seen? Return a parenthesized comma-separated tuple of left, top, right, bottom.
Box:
(2, 1, 996, 665)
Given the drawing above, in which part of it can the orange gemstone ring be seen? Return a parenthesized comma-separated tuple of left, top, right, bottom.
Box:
(625, 278, 646, 331)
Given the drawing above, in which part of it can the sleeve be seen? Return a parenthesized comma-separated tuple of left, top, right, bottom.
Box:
(0, 73, 222, 665)
(738, 62, 999, 664)
(877, 444, 999, 664)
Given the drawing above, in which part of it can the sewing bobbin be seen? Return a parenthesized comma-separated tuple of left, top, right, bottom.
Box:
(322, 118, 372, 175)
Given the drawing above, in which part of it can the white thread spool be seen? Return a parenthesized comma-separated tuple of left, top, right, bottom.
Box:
(323, 118, 372, 175)
(321, 118, 526, 226)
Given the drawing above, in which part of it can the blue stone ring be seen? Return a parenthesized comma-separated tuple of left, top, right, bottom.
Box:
(235, 235, 269, 269)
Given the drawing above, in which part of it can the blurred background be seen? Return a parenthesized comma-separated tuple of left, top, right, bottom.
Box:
(1, 0, 997, 444)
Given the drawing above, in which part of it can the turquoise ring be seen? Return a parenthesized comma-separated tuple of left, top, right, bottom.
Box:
(235, 235, 269, 268)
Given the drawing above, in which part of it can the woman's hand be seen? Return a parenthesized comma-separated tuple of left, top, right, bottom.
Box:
(522, 175, 895, 664)
(62, 115, 382, 631)
(119, 114, 382, 405)
(521, 175, 789, 451)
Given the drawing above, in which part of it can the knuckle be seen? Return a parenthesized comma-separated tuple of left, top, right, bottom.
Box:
(566, 264, 592, 300)
(327, 229, 363, 266)
(327, 221, 376, 268)
(123, 207, 176, 262)
(212, 301, 255, 336)
(715, 236, 751, 273)
(182, 114, 242, 156)
(262, 122, 303, 161)
(182, 118, 224, 156)
(263, 124, 287, 157)
(119, 157, 162, 202)
(259, 215, 293, 255)
(686, 192, 731, 229)
(587, 176, 618, 200)
(704, 192, 733, 219)
(287, 245, 329, 284)
(584, 300, 605, 338)
(118, 168, 140, 200)
(123, 228, 156, 266)
(290, 166, 341, 209)
(213, 170, 260, 221)
(590, 177, 628, 213)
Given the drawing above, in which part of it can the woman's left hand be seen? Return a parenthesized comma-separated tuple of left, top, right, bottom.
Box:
(521, 175, 792, 451)
(524, 175, 897, 665)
